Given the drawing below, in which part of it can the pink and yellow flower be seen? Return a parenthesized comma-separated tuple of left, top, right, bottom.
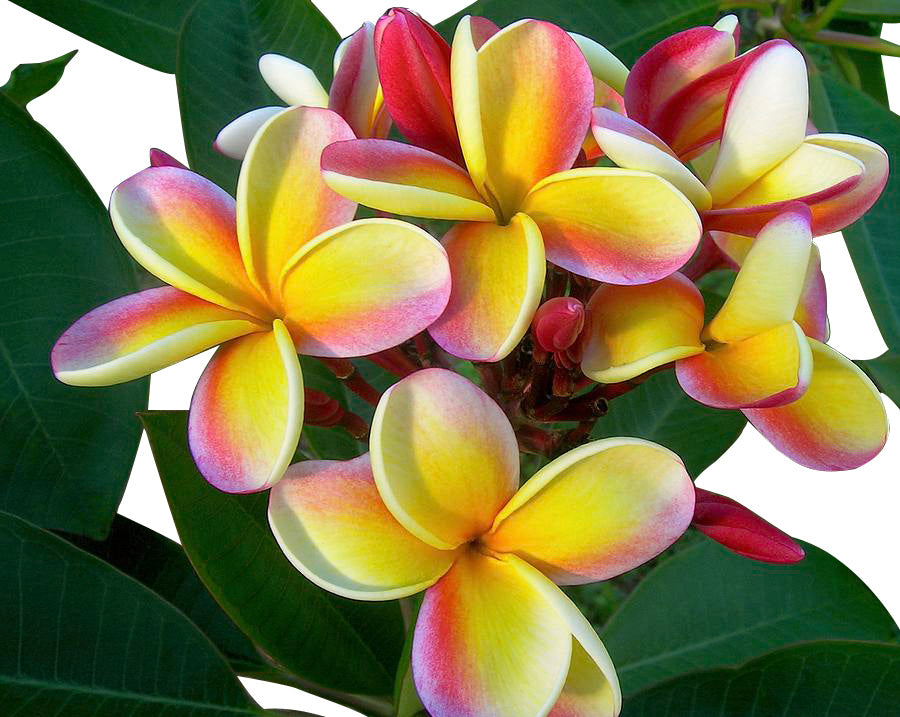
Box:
(269, 368, 695, 717)
(593, 16, 888, 236)
(580, 206, 888, 470)
(320, 16, 703, 362)
(215, 22, 389, 159)
(52, 106, 450, 493)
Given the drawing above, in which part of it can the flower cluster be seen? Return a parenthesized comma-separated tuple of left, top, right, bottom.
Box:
(51, 8, 890, 717)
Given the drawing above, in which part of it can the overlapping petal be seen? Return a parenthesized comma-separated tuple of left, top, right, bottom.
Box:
(454, 18, 594, 219)
(51, 287, 264, 386)
(485, 439, 694, 584)
(744, 339, 888, 470)
(188, 320, 302, 493)
(258, 53, 329, 107)
(591, 108, 711, 209)
(321, 139, 495, 221)
(581, 274, 705, 383)
(521, 168, 702, 283)
(796, 244, 829, 342)
(268, 455, 457, 600)
(370, 369, 519, 550)
(280, 218, 451, 357)
(237, 106, 356, 299)
(625, 23, 737, 127)
(412, 551, 571, 717)
(705, 207, 812, 344)
(428, 214, 545, 362)
(374, 8, 460, 161)
(569, 33, 628, 95)
(110, 167, 266, 316)
(705, 40, 808, 205)
(214, 107, 284, 160)
(676, 321, 813, 409)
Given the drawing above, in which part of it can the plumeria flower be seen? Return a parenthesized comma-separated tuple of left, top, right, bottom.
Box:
(269, 368, 695, 717)
(581, 205, 889, 470)
(591, 16, 888, 236)
(320, 16, 702, 362)
(215, 22, 389, 160)
(51, 106, 450, 493)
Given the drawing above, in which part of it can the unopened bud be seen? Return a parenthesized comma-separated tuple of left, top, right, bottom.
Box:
(374, 8, 460, 161)
(532, 297, 586, 369)
(693, 488, 805, 564)
(149, 148, 188, 169)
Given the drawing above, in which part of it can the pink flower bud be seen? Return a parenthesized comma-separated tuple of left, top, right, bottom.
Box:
(374, 8, 461, 162)
(693, 488, 805, 564)
(149, 148, 187, 169)
(533, 297, 586, 353)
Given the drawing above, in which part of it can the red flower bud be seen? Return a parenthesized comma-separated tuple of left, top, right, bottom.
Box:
(330, 22, 388, 139)
(149, 148, 187, 169)
(374, 8, 461, 162)
(533, 296, 585, 355)
(693, 488, 805, 564)
(303, 388, 344, 427)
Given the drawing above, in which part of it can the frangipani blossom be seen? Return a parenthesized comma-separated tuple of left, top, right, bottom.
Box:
(581, 206, 888, 470)
(52, 106, 450, 493)
(321, 16, 702, 362)
(269, 368, 695, 717)
(593, 16, 888, 236)
(215, 22, 389, 159)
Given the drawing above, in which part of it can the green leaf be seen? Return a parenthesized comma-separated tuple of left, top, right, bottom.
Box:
(177, 0, 340, 193)
(437, 0, 720, 64)
(624, 641, 900, 715)
(809, 74, 900, 352)
(859, 351, 900, 407)
(0, 510, 262, 714)
(141, 410, 404, 697)
(602, 537, 898, 697)
(66, 515, 269, 677)
(591, 371, 746, 478)
(0, 94, 148, 538)
(838, 0, 900, 22)
(8, 1, 192, 73)
(1, 50, 77, 107)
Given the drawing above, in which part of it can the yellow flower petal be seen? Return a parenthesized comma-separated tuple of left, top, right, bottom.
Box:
(706, 207, 812, 344)
(412, 551, 571, 717)
(486, 438, 694, 584)
(428, 213, 546, 362)
(581, 273, 705, 383)
(188, 320, 302, 493)
(268, 455, 457, 600)
(745, 339, 888, 470)
(370, 369, 519, 550)
(237, 106, 356, 300)
(280, 218, 450, 358)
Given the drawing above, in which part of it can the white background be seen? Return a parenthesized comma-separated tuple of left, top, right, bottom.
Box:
(1, 2, 898, 714)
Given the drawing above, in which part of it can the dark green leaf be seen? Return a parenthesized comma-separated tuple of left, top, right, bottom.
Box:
(591, 371, 746, 478)
(8, 1, 192, 73)
(624, 641, 900, 716)
(859, 352, 900, 407)
(838, 0, 900, 22)
(177, 0, 340, 193)
(141, 411, 404, 696)
(809, 74, 900, 352)
(0, 510, 262, 714)
(0, 94, 148, 538)
(66, 515, 269, 677)
(437, 0, 720, 64)
(1, 50, 76, 107)
(603, 537, 898, 696)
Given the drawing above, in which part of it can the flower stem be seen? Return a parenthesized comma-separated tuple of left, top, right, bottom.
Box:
(319, 358, 382, 407)
(809, 29, 900, 57)
(805, 0, 849, 34)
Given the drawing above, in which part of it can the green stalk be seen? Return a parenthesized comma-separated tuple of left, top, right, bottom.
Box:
(806, 0, 849, 33)
(811, 29, 900, 57)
